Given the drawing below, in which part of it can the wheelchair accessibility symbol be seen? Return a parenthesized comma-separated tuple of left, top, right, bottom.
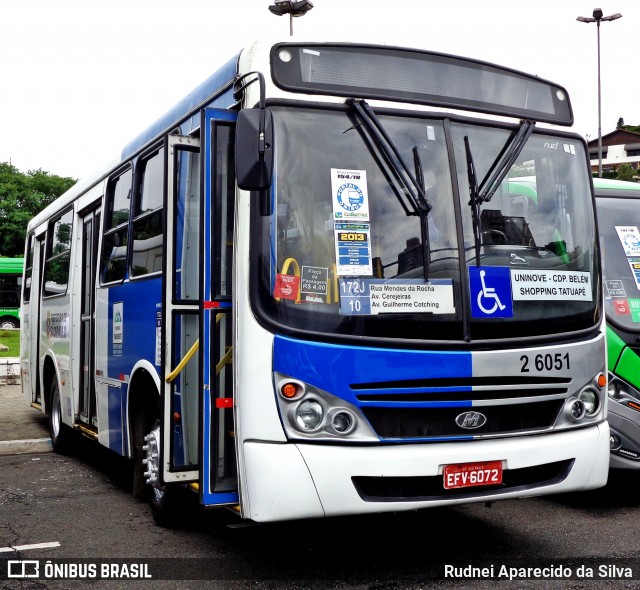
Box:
(469, 266, 513, 318)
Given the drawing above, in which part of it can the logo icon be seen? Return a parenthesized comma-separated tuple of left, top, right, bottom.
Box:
(455, 411, 487, 430)
(468, 266, 513, 318)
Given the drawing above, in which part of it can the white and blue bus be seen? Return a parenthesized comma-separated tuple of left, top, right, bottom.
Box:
(22, 40, 610, 525)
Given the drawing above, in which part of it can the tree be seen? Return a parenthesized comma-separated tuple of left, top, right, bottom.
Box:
(616, 163, 636, 182)
(0, 162, 76, 257)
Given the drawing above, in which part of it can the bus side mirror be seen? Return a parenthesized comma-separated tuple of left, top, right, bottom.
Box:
(235, 109, 274, 191)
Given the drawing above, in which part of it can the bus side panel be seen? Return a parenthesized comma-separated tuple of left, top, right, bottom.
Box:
(95, 278, 161, 455)
(40, 296, 72, 423)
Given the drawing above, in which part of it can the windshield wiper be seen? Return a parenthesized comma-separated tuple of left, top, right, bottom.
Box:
(347, 98, 433, 280)
(465, 119, 535, 266)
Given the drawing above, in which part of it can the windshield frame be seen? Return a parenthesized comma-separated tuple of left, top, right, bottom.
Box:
(249, 99, 602, 349)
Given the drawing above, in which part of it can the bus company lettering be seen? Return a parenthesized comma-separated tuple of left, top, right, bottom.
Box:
(46, 312, 69, 339)
(511, 270, 592, 301)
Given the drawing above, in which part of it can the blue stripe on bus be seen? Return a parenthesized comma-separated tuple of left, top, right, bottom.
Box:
(107, 383, 124, 455)
(273, 335, 473, 409)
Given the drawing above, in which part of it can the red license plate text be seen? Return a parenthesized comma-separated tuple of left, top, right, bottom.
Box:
(443, 460, 503, 489)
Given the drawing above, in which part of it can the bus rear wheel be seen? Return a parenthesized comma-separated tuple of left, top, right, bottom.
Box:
(48, 378, 71, 453)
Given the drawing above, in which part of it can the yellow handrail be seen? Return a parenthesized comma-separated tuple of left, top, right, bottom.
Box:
(165, 314, 226, 383)
(165, 339, 199, 383)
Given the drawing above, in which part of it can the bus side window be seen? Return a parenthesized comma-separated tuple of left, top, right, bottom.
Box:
(43, 209, 73, 297)
(100, 167, 132, 284)
(131, 147, 164, 278)
(23, 235, 34, 303)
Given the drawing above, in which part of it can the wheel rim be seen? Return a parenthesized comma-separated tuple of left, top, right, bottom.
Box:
(143, 422, 164, 499)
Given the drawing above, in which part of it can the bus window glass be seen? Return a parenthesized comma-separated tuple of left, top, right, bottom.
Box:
(101, 168, 132, 284)
(108, 169, 132, 229)
(175, 148, 200, 301)
(212, 123, 235, 299)
(598, 195, 640, 332)
(256, 105, 460, 340)
(23, 237, 34, 303)
(131, 148, 164, 278)
(43, 209, 73, 297)
(450, 123, 597, 339)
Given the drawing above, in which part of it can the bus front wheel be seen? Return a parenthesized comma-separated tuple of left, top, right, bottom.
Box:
(139, 419, 181, 527)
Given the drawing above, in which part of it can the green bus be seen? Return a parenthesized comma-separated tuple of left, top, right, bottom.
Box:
(0, 257, 24, 329)
(593, 177, 640, 468)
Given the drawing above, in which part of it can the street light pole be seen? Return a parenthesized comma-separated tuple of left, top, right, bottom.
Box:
(268, 0, 314, 36)
(577, 8, 622, 178)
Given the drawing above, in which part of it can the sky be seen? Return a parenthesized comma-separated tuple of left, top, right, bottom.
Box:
(0, 0, 636, 180)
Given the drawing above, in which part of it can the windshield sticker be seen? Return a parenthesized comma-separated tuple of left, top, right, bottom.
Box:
(338, 278, 454, 315)
(629, 299, 640, 322)
(511, 269, 592, 301)
(469, 266, 513, 318)
(331, 168, 369, 221)
(274, 273, 300, 301)
(605, 280, 626, 298)
(334, 223, 372, 276)
(627, 257, 640, 290)
(613, 299, 630, 315)
(616, 226, 640, 256)
(301, 266, 328, 302)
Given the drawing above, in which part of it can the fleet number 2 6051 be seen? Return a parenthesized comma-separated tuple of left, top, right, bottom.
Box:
(520, 352, 570, 372)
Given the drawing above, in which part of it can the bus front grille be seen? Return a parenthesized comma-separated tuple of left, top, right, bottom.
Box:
(362, 400, 563, 439)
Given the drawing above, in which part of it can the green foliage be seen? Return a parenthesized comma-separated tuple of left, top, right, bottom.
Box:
(0, 329, 20, 357)
(620, 124, 640, 134)
(616, 163, 636, 182)
(0, 162, 76, 257)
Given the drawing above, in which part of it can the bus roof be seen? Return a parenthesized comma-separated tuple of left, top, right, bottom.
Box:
(120, 54, 240, 161)
(592, 177, 640, 198)
(0, 258, 24, 274)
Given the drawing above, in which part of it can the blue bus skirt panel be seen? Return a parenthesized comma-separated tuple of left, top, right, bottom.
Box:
(273, 334, 474, 409)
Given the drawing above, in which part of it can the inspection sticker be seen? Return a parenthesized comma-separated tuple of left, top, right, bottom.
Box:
(616, 226, 640, 256)
(331, 168, 369, 221)
(334, 223, 372, 276)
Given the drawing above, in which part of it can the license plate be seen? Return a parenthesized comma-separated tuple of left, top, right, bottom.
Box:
(443, 460, 503, 489)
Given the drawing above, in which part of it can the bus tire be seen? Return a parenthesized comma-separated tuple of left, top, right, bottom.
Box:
(143, 419, 182, 527)
(131, 409, 150, 501)
(0, 317, 19, 329)
(48, 377, 71, 453)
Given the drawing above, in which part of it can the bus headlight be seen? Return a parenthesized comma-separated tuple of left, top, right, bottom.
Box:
(567, 399, 586, 421)
(579, 388, 599, 415)
(295, 400, 324, 431)
(331, 411, 354, 434)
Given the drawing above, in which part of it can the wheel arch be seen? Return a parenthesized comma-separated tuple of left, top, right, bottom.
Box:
(125, 360, 161, 459)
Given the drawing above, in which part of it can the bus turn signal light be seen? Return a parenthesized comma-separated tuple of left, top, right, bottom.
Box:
(597, 373, 607, 388)
(281, 382, 299, 399)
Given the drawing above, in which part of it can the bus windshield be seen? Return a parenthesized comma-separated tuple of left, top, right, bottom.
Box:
(254, 104, 599, 343)
(597, 192, 640, 333)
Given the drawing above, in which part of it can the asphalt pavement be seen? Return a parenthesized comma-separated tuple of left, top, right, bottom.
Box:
(0, 358, 51, 455)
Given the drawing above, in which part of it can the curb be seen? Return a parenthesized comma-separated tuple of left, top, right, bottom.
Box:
(0, 438, 52, 456)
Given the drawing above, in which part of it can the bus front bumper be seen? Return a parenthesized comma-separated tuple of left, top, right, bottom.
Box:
(240, 422, 610, 522)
